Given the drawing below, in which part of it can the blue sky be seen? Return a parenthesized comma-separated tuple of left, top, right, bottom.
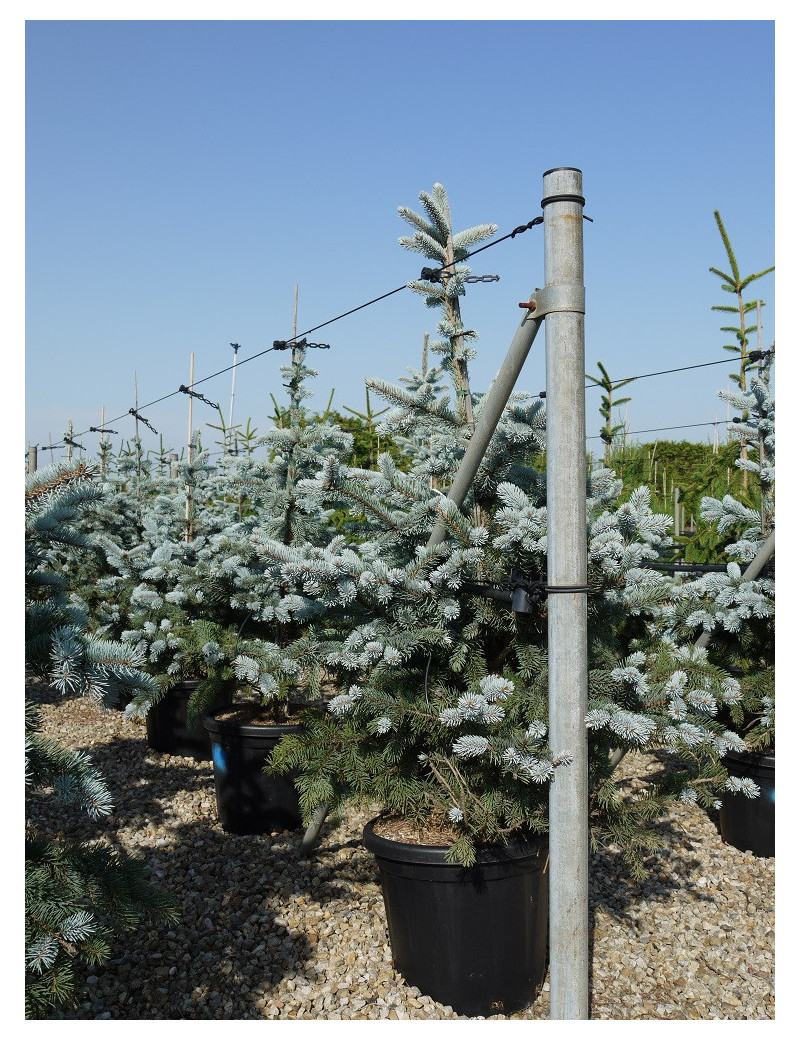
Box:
(23, 15, 776, 461)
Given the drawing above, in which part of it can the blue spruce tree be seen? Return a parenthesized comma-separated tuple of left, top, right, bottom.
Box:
(25, 461, 177, 1019)
(261, 184, 746, 875)
(655, 353, 775, 758)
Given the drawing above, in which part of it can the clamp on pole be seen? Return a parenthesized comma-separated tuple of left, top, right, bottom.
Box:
(519, 285, 585, 319)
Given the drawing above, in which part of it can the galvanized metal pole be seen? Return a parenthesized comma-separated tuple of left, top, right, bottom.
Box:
(543, 167, 589, 1020)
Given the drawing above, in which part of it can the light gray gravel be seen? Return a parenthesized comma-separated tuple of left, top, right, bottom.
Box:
(27, 683, 775, 1021)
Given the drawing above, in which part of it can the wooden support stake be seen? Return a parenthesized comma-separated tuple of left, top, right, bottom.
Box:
(186, 353, 195, 541)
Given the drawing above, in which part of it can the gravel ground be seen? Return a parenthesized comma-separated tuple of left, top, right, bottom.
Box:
(26, 683, 775, 1021)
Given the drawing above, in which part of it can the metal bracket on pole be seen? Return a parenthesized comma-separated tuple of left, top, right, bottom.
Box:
(528, 284, 586, 319)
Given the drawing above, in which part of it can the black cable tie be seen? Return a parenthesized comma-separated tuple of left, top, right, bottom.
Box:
(544, 584, 591, 594)
(89, 426, 118, 434)
(178, 385, 219, 410)
(541, 193, 586, 208)
(536, 197, 590, 224)
(128, 408, 159, 434)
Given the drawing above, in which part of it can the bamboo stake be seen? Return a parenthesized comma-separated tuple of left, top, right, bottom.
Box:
(133, 372, 140, 440)
(185, 353, 195, 541)
(228, 343, 240, 444)
(439, 207, 475, 433)
(99, 406, 106, 476)
(133, 377, 143, 514)
(756, 301, 768, 534)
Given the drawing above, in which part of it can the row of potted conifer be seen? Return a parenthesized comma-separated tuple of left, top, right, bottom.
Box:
(42, 184, 774, 1017)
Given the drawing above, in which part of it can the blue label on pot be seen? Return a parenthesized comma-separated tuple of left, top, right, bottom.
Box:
(212, 744, 227, 774)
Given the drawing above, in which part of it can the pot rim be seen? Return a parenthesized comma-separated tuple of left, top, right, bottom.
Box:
(723, 747, 775, 768)
(202, 705, 302, 737)
(362, 815, 548, 867)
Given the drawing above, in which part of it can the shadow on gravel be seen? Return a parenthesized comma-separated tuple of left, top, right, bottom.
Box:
(31, 688, 739, 1020)
(26, 728, 216, 842)
(584, 750, 733, 1014)
(27, 691, 331, 1017)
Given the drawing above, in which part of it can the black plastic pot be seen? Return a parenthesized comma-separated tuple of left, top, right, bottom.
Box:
(203, 706, 303, 835)
(362, 818, 549, 1017)
(145, 680, 233, 761)
(720, 748, 775, 857)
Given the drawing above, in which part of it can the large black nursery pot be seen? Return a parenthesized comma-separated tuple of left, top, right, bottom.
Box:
(146, 679, 233, 761)
(362, 818, 549, 1018)
(720, 748, 775, 858)
(203, 705, 303, 835)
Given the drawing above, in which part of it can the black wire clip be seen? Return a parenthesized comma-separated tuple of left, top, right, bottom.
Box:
(64, 435, 86, 451)
(273, 337, 330, 351)
(420, 268, 500, 284)
(128, 408, 159, 434)
(510, 216, 544, 237)
(89, 426, 119, 435)
(179, 385, 219, 410)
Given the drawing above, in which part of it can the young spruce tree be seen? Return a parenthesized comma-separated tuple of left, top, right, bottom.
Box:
(655, 353, 775, 758)
(99, 342, 355, 727)
(25, 461, 177, 1019)
(261, 184, 747, 876)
